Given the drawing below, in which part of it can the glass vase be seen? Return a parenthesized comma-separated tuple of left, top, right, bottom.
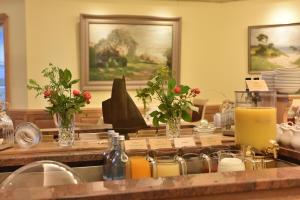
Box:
(166, 117, 181, 138)
(55, 113, 75, 147)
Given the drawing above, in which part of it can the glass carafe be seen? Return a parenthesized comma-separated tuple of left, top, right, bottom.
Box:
(235, 91, 276, 151)
(151, 150, 186, 178)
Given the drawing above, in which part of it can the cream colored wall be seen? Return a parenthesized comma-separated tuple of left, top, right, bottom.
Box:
(0, 0, 27, 109)
(5, 0, 300, 109)
(218, 0, 300, 101)
(25, 0, 220, 109)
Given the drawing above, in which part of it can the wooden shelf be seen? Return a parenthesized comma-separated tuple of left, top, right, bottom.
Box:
(279, 146, 300, 162)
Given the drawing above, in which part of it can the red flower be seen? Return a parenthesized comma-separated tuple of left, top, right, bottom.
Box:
(83, 91, 92, 101)
(43, 89, 52, 98)
(72, 89, 81, 96)
(174, 86, 181, 94)
(192, 88, 200, 95)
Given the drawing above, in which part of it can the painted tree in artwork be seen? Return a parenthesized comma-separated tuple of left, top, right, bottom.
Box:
(256, 33, 268, 44)
(106, 29, 138, 57)
(93, 28, 138, 69)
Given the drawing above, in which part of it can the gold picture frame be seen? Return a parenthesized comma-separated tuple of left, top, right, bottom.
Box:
(80, 14, 181, 90)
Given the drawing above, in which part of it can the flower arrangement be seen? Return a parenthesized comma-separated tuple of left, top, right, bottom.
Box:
(136, 67, 200, 137)
(27, 63, 91, 146)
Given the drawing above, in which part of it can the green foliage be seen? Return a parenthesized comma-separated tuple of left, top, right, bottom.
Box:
(251, 55, 282, 71)
(89, 47, 97, 68)
(136, 66, 200, 127)
(27, 63, 91, 128)
(252, 33, 285, 58)
(293, 57, 300, 67)
(89, 62, 163, 81)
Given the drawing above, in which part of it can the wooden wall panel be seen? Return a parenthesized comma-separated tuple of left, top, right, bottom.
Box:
(7, 105, 219, 129)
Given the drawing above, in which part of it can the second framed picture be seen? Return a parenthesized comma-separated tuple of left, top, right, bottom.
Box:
(248, 23, 300, 73)
(80, 14, 181, 90)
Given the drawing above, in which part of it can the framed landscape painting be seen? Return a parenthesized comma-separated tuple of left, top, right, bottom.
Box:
(80, 14, 181, 90)
(248, 23, 300, 73)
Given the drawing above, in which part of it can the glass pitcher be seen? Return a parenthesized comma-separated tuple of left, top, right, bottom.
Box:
(235, 91, 277, 151)
(151, 150, 187, 178)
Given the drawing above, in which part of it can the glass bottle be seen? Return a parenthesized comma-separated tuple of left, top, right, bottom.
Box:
(110, 135, 128, 180)
(102, 131, 118, 180)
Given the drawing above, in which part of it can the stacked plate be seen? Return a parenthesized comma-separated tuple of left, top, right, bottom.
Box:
(274, 67, 300, 94)
(261, 71, 275, 91)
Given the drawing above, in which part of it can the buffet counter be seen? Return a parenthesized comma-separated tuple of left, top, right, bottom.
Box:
(1, 166, 300, 199)
(0, 128, 300, 199)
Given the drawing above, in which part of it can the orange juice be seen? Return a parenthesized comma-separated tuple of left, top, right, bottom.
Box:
(235, 107, 276, 150)
(130, 156, 151, 179)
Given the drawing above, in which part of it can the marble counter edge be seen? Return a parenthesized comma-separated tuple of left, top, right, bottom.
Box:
(1, 166, 300, 200)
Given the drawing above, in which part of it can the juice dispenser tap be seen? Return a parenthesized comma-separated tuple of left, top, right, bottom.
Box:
(262, 140, 279, 159)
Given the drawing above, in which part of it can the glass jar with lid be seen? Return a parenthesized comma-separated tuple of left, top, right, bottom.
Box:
(126, 149, 152, 179)
(150, 149, 186, 178)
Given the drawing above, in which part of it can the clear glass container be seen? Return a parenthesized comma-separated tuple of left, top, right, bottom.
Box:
(0, 111, 14, 146)
(111, 135, 128, 180)
(103, 135, 128, 180)
(103, 132, 119, 180)
(0, 160, 83, 189)
(235, 91, 277, 151)
(182, 153, 211, 174)
(127, 150, 152, 179)
(151, 150, 186, 178)
(14, 122, 42, 148)
(217, 150, 245, 172)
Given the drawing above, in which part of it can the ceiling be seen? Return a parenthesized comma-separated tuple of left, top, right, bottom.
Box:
(166, 0, 246, 2)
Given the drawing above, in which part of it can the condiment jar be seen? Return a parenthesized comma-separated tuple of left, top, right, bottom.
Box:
(126, 150, 152, 179)
(150, 150, 186, 178)
(181, 153, 211, 174)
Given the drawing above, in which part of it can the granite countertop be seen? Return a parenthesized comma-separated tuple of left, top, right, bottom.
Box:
(0, 131, 233, 168)
(0, 140, 107, 167)
(1, 166, 300, 199)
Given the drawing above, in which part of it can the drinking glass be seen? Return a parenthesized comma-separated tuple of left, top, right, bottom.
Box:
(14, 122, 42, 148)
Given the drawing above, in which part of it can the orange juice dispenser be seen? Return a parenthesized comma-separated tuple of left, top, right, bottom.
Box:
(235, 91, 277, 152)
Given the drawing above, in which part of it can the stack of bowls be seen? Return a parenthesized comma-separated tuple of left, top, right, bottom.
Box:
(274, 67, 300, 94)
(261, 71, 275, 91)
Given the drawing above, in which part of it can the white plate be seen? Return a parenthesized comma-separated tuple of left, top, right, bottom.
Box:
(276, 67, 300, 72)
(276, 88, 300, 94)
